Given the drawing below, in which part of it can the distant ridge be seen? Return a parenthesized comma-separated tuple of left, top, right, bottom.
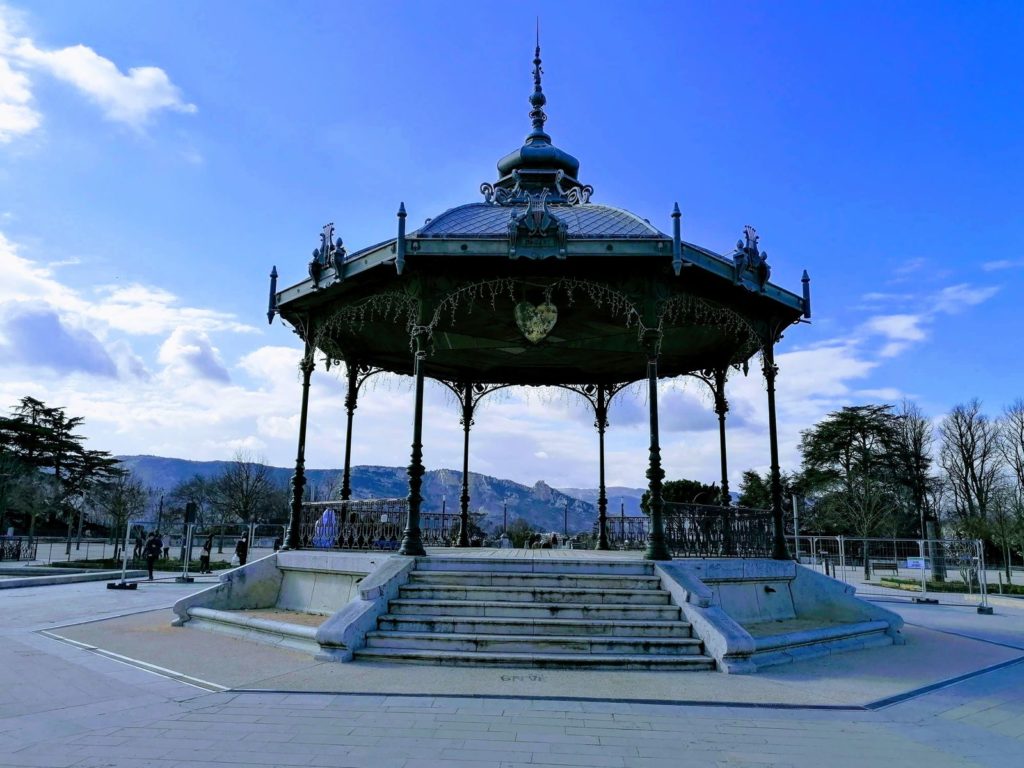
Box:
(115, 455, 646, 534)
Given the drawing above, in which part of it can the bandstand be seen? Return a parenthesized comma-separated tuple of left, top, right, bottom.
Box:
(174, 46, 906, 672)
(270, 43, 810, 561)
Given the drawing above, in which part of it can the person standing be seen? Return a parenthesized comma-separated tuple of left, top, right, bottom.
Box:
(132, 531, 144, 561)
(200, 534, 213, 573)
(143, 533, 161, 581)
(234, 533, 249, 566)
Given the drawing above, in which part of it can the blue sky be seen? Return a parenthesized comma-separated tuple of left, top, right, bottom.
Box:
(0, 1, 1020, 491)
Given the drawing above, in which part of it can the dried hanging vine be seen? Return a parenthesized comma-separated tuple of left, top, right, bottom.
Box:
(311, 290, 419, 355)
(427, 276, 645, 334)
(657, 293, 763, 363)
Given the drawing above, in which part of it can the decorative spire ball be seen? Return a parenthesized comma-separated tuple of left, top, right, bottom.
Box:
(529, 46, 547, 133)
(527, 23, 549, 143)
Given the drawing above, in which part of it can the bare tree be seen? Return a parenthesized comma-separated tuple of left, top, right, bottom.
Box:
(1001, 399, 1024, 502)
(94, 471, 148, 561)
(988, 483, 1022, 583)
(939, 399, 1001, 538)
(997, 399, 1024, 578)
(212, 450, 272, 529)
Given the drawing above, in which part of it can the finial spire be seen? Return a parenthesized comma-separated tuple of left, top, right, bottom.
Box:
(528, 21, 548, 141)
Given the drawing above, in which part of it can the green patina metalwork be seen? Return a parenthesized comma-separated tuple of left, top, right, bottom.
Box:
(273, 42, 808, 561)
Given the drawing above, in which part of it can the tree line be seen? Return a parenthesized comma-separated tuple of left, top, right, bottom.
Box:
(0, 397, 290, 554)
(735, 399, 1024, 575)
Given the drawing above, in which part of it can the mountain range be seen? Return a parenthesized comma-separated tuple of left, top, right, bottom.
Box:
(116, 455, 646, 535)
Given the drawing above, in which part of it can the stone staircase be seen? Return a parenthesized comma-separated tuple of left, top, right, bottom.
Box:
(354, 556, 715, 670)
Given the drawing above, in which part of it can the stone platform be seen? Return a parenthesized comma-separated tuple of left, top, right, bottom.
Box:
(169, 548, 904, 673)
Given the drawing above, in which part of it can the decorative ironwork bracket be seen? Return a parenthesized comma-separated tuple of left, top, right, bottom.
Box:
(508, 192, 568, 260)
(731, 225, 771, 292)
(308, 222, 347, 289)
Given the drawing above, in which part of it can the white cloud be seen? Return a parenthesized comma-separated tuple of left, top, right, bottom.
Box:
(857, 282, 999, 359)
(933, 283, 1001, 314)
(157, 327, 230, 383)
(91, 284, 256, 335)
(0, 51, 39, 141)
(982, 259, 1024, 272)
(862, 313, 928, 358)
(0, 4, 195, 140)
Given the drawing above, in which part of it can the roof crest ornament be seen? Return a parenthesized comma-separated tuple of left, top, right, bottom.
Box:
(731, 225, 771, 292)
(482, 28, 594, 207)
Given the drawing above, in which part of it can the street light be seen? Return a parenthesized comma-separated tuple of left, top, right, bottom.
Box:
(563, 500, 568, 539)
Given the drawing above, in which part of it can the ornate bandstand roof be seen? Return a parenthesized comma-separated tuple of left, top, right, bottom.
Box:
(272, 42, 810, 387)
(416, 202, 664, 240)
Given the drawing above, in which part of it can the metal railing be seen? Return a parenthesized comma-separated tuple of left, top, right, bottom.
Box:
(0, 536, 36, 562)
(789, 535, 990, 608)
(298, 499, 462, 550)
(605, 503, 774, 558)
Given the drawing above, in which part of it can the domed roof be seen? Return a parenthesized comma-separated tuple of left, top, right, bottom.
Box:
(415, 202, 665, 240)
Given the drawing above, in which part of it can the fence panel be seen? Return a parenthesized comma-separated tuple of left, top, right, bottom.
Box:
(790, 536, 990, 608)
(298, 500, 462, 550)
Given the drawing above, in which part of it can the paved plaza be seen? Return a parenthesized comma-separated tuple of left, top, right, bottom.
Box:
(2, 572, 1023, 767)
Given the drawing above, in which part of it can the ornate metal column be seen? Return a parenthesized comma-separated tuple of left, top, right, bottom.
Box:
(595, 384, 610, 550)
(341, 363, 358, 501)
(713, 368, 731, 506)
(400, 329, 428, 556)
(436, 380, 513, 548)
(643, 332, 671, 561)
(554, 382, 630, 550)
(339, 363, 383, 501)
(285, 340, 315, 551)
(691, 367, 732, 507)
(763, 341, 790, 560)
(458, 383, 473, 547)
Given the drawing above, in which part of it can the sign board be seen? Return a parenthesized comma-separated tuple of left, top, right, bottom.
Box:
(905, 558, 926, 569)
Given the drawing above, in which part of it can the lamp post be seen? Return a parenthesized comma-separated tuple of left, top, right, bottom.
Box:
(441, 495, 446, 545)
(564, 500, 568, 539)
(503, 499, 508, 535)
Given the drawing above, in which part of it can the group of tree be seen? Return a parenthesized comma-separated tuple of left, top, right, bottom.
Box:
(733, 398, 1024, 575)
(0, 397, 123, 544)
(1, 396, 291, 555)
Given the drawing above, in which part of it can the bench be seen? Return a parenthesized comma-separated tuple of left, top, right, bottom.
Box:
(870, 560, 900, 574)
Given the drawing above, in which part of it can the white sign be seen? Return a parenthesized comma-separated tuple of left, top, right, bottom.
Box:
(905, 558, 926, 569)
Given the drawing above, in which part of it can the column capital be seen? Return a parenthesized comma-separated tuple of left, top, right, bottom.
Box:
(640, 328, 662, 358)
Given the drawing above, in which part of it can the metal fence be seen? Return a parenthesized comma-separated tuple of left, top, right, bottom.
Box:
(605, 503, 774, 558)
(789, 535, 991, 608)
(298, 499, 462, 550)
(0, 536, 37, 562)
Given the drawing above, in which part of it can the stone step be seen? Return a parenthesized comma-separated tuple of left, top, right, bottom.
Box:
(409, 570, 663, 590)
(387, 598, 680, 620)
(353, 647, 715, 670)
(377, 614, 692, 637)
(365, 630, 705, 655)
(413, 557, 654, 576)
(397, 584, 670, 605)
(185, 607, 319, 654)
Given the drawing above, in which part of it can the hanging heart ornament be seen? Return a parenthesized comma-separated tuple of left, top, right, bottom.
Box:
(514, 301, 558, 344)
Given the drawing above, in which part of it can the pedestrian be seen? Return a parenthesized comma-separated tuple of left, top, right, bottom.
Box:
(273, 535, 282, 552)
(161, 533, 169, 560)
(132, 531, 144, 560)
(143, 533, 161, 581)
(200, 534, 213, 573)
(234, 533, 249, 566)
